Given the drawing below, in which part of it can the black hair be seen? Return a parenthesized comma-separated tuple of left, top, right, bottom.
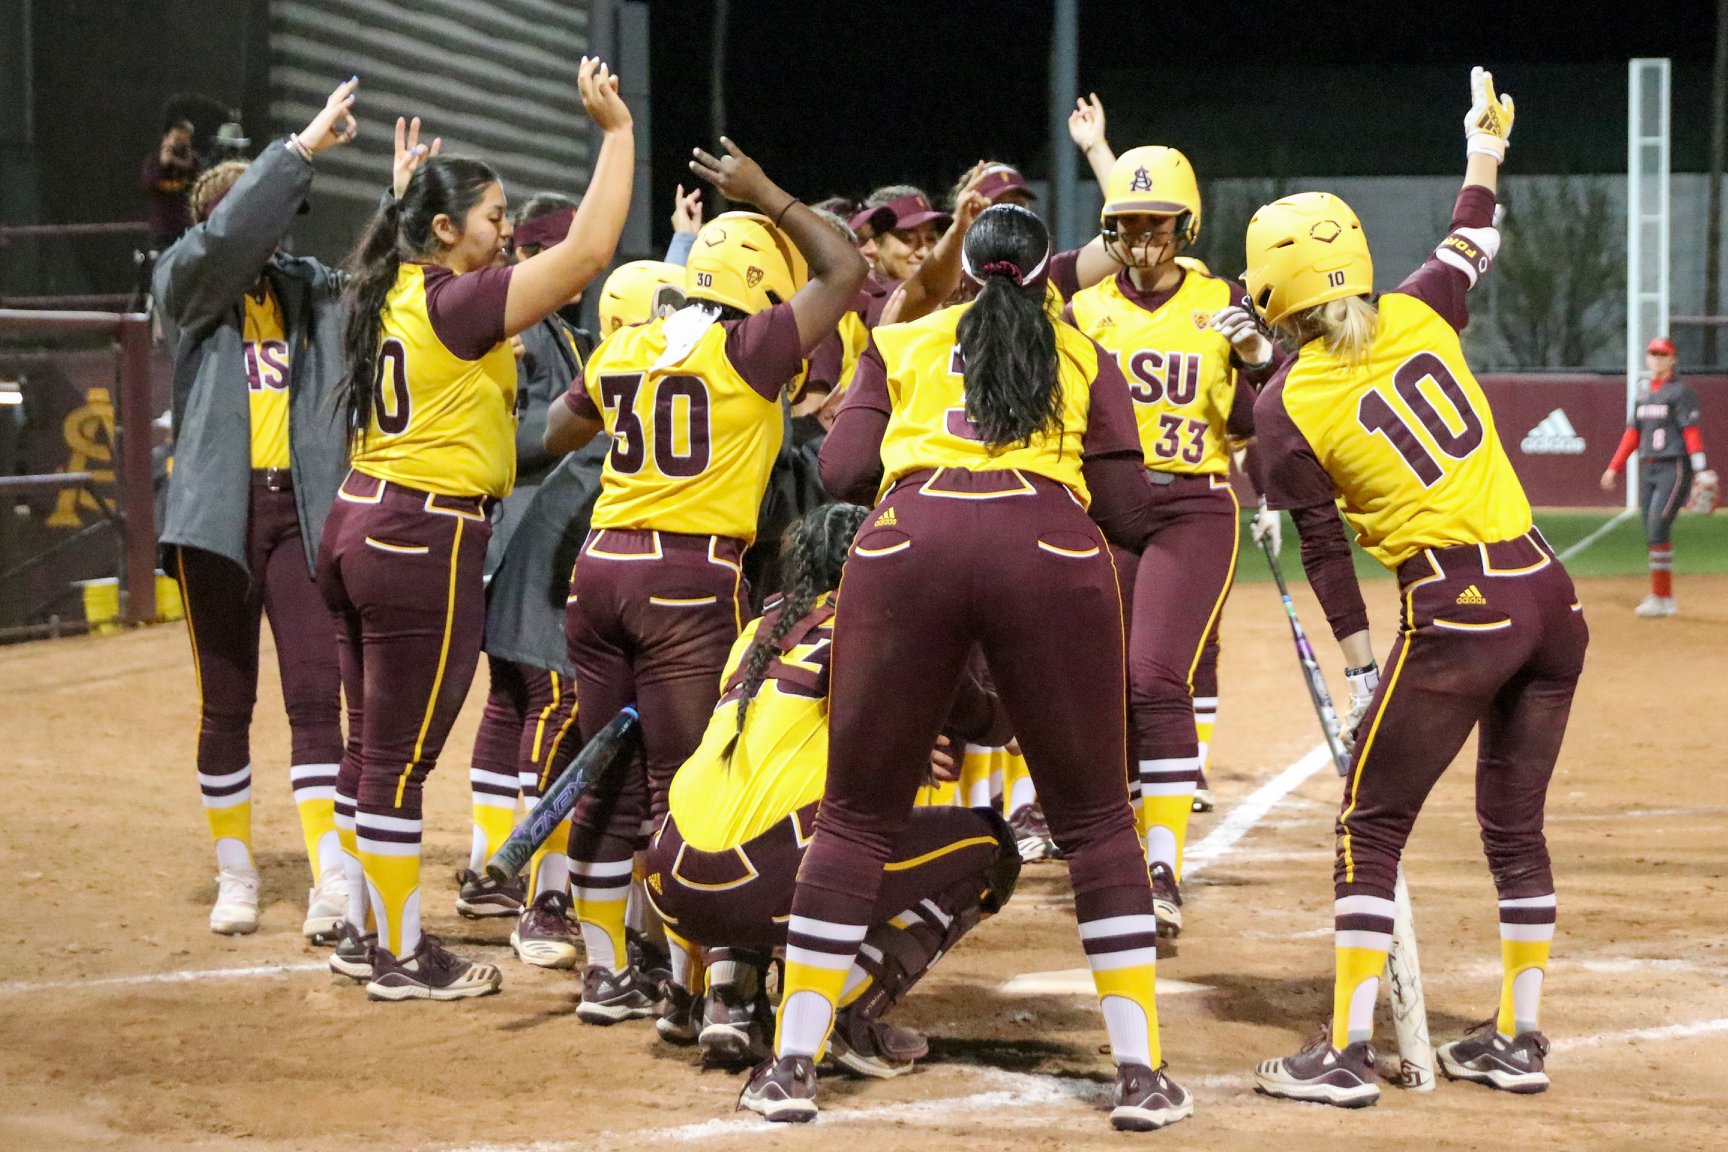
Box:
(338, 156, 499, 443)
(514, 191, 578, 227)
(956, 204, 1063, 451)
(723, 503, 868, 761)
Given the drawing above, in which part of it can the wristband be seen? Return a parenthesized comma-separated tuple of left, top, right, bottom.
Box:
(773, 197, 800, 226)
(287, 134, 314, 163)
(1344, 662, 1378, 679)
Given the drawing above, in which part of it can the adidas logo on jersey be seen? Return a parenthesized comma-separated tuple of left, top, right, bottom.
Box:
(874, 508, 898, 527)
(1456, 584, 1487, 605)
(1520, 408, 1586, 455)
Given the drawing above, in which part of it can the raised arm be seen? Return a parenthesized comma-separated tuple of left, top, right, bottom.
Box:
(1068, 93, 1116, 191)
(503, 57, 635, 338)
(154, 78, 358, 332)
(689, 137, 867, 352)
(879, 169, 988, 326)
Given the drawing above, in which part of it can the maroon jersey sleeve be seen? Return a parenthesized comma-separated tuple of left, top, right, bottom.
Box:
(1226, 372, 1257, 439)
(559, 363, 599, 420)
(1250, 363, 1338, 511)
(422, 263, 514, 360)
(817, 338, 891, 504)
(1081, 341, 1142, 461)
(1048, 247, 1083, 302)
(1391, 184, 1497, 332)
(1290, 503, 1370, 640)
(723, 301, 804, 401)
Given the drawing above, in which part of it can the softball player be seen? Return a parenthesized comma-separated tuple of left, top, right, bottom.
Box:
(743, 204, 1191, 1130)
(542, 137, 865, 1027)
(1599, 336, 1715, 617)
(153, 78, 358, 938)
(1249, 69, 1588, 1105)
(317, 57, 634, 1001)
(1065, 146, 1281, 936)
(646, 503, 1019, 1074)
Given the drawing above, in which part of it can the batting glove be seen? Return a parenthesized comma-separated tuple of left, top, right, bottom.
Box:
(1464, 66, 1515, 161)
(1212, 304, 1273, 368)
(1340, 661, 1381, 753)
(1250, 499, 1282, 560)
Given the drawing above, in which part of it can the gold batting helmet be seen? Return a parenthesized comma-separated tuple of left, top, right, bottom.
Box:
(685, 212, 808, 315)
(1243, 192, 1373, 325)
(598, 260, 686, 335)
(1100, 146, 1202, 247)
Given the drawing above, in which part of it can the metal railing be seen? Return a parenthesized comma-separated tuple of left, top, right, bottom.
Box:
(0, 309, 157, 623)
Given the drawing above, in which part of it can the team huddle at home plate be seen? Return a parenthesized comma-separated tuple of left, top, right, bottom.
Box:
(152, 57, 1620, 1130)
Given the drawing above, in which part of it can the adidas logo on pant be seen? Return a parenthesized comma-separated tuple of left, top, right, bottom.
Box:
(1520, 409, 1586, 455)
(1456, 584, 1487, 606)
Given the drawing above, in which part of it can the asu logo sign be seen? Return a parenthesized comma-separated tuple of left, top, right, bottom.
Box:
(1309, 220, 1342, 243)
(746, 266, 764, 288)
(1129, 166, 1153, 193)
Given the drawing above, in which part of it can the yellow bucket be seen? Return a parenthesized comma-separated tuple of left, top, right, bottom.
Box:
(73, 571, 185, 632)
(154, 570, 184, 622)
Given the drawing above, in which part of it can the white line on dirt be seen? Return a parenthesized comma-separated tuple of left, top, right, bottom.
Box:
(1557, 1015, 1728, 1051)
(0, 961, 327, 996)
(1183, 742, 1333, 880)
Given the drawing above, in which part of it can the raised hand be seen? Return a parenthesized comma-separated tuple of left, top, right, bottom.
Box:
(952, 163, 990, 230)
(1068, 92, 1108, 154)
(578, 56, 632, 135)
(392, 114, 442, 200)
(1464, 66, 1515, 161)
(671, 183, 705, 234)
(689, 136, 786, 215)
(297, 77, 360, 154)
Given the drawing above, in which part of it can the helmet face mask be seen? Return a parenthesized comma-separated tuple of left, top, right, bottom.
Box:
(1100, 146, 1202, 271)
(1101, 210, 1192, 270)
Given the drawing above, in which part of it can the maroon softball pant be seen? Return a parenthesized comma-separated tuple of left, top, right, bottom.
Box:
(1113, 473, 1239, 765)
(564, 529, 748, 865)
(471, 658, 583, 803)
(1338, 531, 1589, 904)
(173, 478, 343, 790)
(794, 468, 1153, 931)
(316, 472, 490, 820)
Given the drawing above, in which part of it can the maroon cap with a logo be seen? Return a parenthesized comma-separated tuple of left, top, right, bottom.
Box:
(974, 164, 1036, 204)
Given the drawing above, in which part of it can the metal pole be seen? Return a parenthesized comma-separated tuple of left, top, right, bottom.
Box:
(1708, 0, 1728, 364)
(707, 0, 728, 216)
(116, 315, 157, 623)
(1049, 0, 1080, 250)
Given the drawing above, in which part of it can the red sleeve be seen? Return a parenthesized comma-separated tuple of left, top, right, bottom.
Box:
(1608, 427, 1640, 473)
(560, 364, 600, 420)
(1081, 341, 1143, 461)
(1047, 247, 1082, 301)
(817, 338, 891, 503)
(1684, 424, 1706, 456)
(1250, 363, 1338, 510)
(1290, 504, 1370, 640)
(1392, 184, 1497, 331)
(421, 263, 514, 360)
(723, 302, 804, 401)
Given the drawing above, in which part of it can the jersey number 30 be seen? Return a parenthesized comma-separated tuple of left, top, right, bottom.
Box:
(598, 373, 713, 477)
(1357, 352, 1484, 486)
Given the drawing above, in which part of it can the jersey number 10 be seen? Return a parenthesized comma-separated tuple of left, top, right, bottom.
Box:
(1356, 352, 1484, 486)
(598, 373, 713, 477)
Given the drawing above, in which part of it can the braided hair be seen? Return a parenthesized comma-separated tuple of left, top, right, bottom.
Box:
(723, 502, 868, 761)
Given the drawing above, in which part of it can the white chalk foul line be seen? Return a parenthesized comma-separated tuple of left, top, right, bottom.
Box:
(1184, 742, 1333, 880)
(1557, 1015, 1728, 1051)
(0, 960, 327, 996)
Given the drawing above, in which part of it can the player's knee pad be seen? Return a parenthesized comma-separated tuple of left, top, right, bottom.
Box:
(975, 806, 1023, 914)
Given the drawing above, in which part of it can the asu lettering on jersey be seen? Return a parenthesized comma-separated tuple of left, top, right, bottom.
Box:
(574, 303, 801, 543)
(1069, 268, 1239, 476)
(668, 599, 835, 852)
(1261, 292, 1531, 569)
(243, 284, 291, 470)
(348, 262, 518, 499)
(872, 303, 1103, 504)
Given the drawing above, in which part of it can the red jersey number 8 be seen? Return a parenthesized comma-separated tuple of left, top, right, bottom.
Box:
(598, 372, 713, 478)
(374, 338, 412, 435)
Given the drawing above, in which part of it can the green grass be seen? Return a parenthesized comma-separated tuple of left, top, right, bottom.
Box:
(1232, 508, 1728, 584)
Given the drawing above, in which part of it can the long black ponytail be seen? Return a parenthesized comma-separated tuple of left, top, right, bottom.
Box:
(338, 156, 499, 444)
(723, 502, 868, 761)
(955, 203, 1064, 451)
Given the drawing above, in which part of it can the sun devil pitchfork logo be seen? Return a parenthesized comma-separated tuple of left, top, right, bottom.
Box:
(746, 266, 764, 287)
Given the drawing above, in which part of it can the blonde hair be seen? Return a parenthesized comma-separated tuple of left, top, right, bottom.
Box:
(188, 161, 250, 224)
(1286, 294, 1379, 372)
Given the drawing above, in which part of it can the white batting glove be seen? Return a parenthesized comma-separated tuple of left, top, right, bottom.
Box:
(1464, 66, 1516, 161)
(1339, 662, 1380, 753)
(1250, 500, 1282, 560)
(1212, 304, 1273, 368)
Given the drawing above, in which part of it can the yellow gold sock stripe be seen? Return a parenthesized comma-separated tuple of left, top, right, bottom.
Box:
(882, 834, 998, 872)
(1340, 634, 1412, 883)
(396, 516, 464, 808)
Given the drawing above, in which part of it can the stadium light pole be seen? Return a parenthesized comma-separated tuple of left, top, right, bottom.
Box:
(1627, 59, 1671, 513)
(1049, 0, 1079, 250)
(1707, 0, 1727, 365)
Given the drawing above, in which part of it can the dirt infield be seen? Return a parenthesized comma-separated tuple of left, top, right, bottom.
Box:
(2, 572, 1725, 1152)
